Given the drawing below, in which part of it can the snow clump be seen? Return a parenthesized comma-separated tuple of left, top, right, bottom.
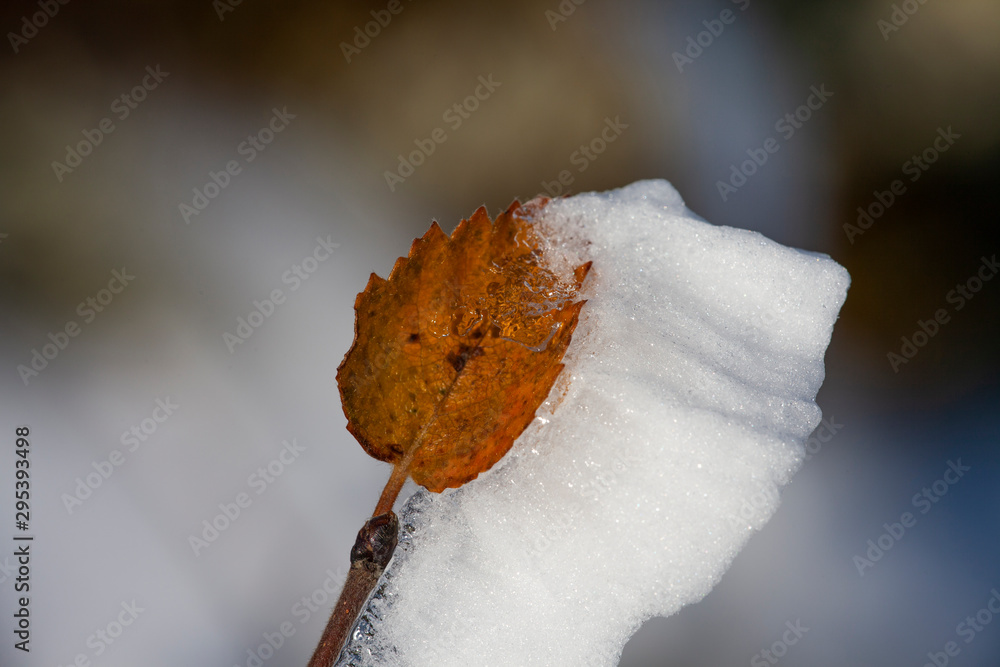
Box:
(335, 179, 850, 667)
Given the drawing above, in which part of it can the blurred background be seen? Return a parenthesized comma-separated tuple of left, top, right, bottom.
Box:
(1, 0, 998, 665)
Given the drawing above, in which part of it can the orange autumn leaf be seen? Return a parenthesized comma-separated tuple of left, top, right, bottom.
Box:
(336, 199, 591, 506)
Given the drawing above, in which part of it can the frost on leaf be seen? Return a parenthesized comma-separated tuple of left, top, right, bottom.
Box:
(336, 199, 592, 494)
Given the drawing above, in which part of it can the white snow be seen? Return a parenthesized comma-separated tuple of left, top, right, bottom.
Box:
(335, 180, 850, 667)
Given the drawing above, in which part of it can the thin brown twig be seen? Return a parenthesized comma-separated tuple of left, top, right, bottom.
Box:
(306, 497, 400, 666)
(374, 464, 409, 517)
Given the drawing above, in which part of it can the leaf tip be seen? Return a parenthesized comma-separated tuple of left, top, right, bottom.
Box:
(574, 261, 593, 286)
(424, 220, 448, 242)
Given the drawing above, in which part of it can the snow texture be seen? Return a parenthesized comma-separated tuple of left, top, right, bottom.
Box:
(335, 180, 850, 667)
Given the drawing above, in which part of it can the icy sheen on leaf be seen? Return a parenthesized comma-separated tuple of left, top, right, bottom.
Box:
(336, 199, 591, 494)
